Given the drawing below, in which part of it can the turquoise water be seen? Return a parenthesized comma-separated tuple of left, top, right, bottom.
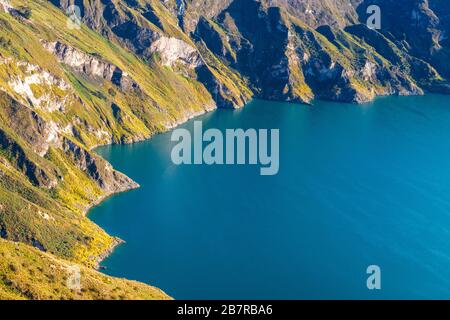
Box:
(91, 95, 450, 299)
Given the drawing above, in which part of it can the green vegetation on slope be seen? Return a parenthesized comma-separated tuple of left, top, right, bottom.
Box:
(0, 0, 449, 300)
(0, 0, 238, 299)
(0, 239, 171, 300)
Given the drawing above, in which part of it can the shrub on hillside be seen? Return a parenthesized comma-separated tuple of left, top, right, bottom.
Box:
(14, 6, 32, 19)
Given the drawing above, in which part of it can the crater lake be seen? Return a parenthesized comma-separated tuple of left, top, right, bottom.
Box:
(91, 95, 450, 299)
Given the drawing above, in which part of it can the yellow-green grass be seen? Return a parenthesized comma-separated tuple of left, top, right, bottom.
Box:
(0, 238, 171, 300)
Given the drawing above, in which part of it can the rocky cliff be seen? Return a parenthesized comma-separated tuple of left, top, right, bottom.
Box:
(50, 0, 448, 104)
(0, 0, 449, 300)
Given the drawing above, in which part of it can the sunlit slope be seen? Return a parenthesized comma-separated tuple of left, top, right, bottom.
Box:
(0, 0, 228, 299)
(0, 239, 171, 300)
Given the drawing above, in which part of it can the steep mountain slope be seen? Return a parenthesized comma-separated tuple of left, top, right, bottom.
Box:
(0, 238, 170, 300)
(167, 0, 361, 32)
(49, 0, 252, 108)
(0, 0, 216, 263)
(0, 0, 449, 300)
(0, 0, 219, 298)
(50, 0, 450, 102)
(267, 0, 363, 28)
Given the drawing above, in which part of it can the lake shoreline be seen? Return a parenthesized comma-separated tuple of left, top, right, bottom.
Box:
(86, 105, 219, 270)
(86, 92, 433, 269)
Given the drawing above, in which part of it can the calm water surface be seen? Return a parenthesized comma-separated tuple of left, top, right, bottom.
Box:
(91, 95, 450, 299)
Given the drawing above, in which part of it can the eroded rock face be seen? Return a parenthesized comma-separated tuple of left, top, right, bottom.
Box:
(193, 0, 440, 103)
(0, 127, 57, 189)
(1, 93, 63, 157)
(150, 37, 203, 69)
(43, 41, 139, 91)
(3, 60, 73, 112)
(50, 0, 252, 109)
(173, 0, 235, 32)
(267, 0, 362, 28)
(0, 90, 136, 195)
(61, 138, 138, 194)
(48, 0, 450, 105)
(355, 0, 450, 79)
(0, 0, 450, 299)
(196, 1, 296, 101)
(0, 0, 12, 13)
